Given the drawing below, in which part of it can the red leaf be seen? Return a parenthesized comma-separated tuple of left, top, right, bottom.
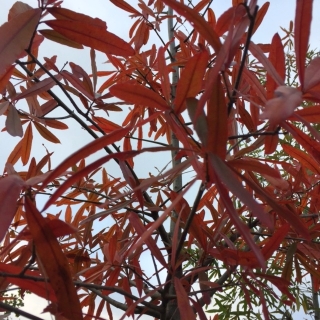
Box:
(0, 8, 41, 76)
(39, 29, 83, 49)
(40, 126, 132, 192)
(175, 50, 209, 113)
(157, 46, 171, 102)
(161, 0, 221, 52)
(0, 262, 56, 301)
(15, 75, 62, 101)
(0, 65, 15, 93)
(209, 156, 266, 269)
(24, 198, 83, 319)
(249, 41, 284, 86)
(174, 277, 195, 319)
(295, 0, 313, 87)
(266, 33, 285, 100)
(207, 76, 227, 158)
(47, 7, 106, 28)
(128, 213, 167, 267)
(293, 105, 320, 122)
(262, 224, 290, 260)
(110, 82, 170, 111)
(209, 154, 273, 228)
(240, 172, 311, 240)
(92, 116, 122, 133)
(45, 20, 135, 57)
(0, 175, 25, 242)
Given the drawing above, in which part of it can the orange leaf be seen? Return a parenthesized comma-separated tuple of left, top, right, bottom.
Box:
(40, 126, 131, 190)
(24, 198, 83, 319)
(110, 82, 170, 111)
(44, 119, 68, 130)
(252, 2, 270, 35)
(47, 7, 106, 28)
(39, 29, 83, 49)
(91, 116, 121, 133)
(133, 20, 149, 52)
(21, 122, 33, 165)
(109, 0, 140, 15)
(45, 20, 135, 57)
(175, 50, 209, 113)
(128, 213, 167, 267)
(161, 0, 221, 53)
(295, 0, 313, 87)
(7, 140, 23, 165)
(282, 143, 320, 174)
(0, 8, 41, 76)
(33, 121, 61, 144)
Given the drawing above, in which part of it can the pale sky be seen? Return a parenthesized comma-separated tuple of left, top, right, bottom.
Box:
(0, 1, 319, 319)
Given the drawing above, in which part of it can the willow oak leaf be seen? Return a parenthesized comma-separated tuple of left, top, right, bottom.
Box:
(259, 86, 302, 129)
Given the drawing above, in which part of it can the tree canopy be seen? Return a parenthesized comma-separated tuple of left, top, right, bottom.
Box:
(0, 0, 319, 319)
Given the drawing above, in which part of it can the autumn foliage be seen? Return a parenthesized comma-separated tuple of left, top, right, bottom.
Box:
(0, 0, 320, 319)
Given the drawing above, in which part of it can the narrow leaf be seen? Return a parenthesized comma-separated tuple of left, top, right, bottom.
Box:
(47, 7, 106, 28)
(33, 121, 61, 144)
(24, 198, 83, 320)
(109, 0, 140, 15)
(174, 277, 196, 320)
(209, 154, 273, 228)
(249, 41, 284, 86)
(128, 213, 167, 267)
(252, 2, 270, 35)
(39, 29, 83, 49)
(207, 76, 227, 158)
(175, 50, 209, 113)
(15, 75, 62, 101)
(295, 0, 313, 87)
(21, 122, 33, 165)
(110, 83, 170, 111)
(45, 20, 135, 57)
(40, 126, 131, 190)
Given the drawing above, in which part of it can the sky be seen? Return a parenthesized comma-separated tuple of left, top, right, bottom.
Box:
(0, 0, 319, 319)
